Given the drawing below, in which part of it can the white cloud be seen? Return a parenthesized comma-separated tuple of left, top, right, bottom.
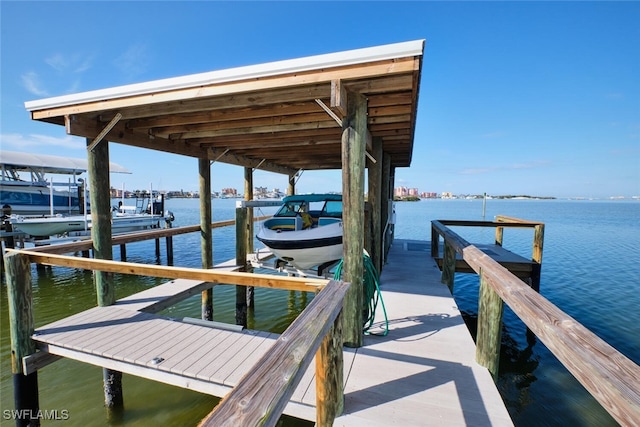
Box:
(459, 160, 550, 175)
(45, 52, 94, 74)
(21, 72, 49, 97)
(508, 160, 550, 170)
(115, 43, 150, 79)
(45, 53, 68, 72)
(1, 133, 85, 150)
(460, 167, 496, 175)
(74, 55, 94, 73)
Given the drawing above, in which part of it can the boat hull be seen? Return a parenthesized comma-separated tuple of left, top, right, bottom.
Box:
(256, 221, 343, 269)
(11, 215, 89, 237)
(11, 213, 163, 237)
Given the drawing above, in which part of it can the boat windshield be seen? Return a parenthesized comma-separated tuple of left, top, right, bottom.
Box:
(322, 200, 342, 217)
(274, 199, 342, 218)
(275, 201, 305, 217)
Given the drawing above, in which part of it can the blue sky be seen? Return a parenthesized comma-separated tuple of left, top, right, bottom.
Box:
(1, 1, 638, 199)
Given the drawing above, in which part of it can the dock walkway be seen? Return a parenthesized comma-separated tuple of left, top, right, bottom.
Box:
(333, 239, 513, 426)
(31, 239, 513, 425)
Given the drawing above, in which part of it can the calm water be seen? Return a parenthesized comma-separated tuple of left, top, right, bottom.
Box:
(1, 198, 639, 426)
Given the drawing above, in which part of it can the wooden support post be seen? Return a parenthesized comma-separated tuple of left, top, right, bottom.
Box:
(120, 244, 127, 261)
(155, 238, 160, 259)
(5, 251, 40, 427)
(495, 226, 504, 247)
(88, 137, 114, 306)
(103, 369, 123, 420)
(367, 137, 383, 273)
(316, 309, 344, 426)
(381, 153, 392, 263)
(166, 219, 174, 265)
(430, 224, 440, 258)
(531, 223, 544, 293)
(87, 137, 122, 414)
(341, 91, 366, 348)
(287, 174, 295, 196)
(476, 270, 504, 379)
(442, 240, 456, 293)
(388, 165, 396, 249)
(363, 203, 371, 261)
(235, 206, 248, 328)
(244, 167, 255, 308)
(166, 236, 174, 265)
(199, 158, 213, 321)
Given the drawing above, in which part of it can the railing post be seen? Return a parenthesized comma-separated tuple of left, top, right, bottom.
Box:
(531, 223, 544, 293)
(244, 167, 255, 308)
(495, 225, 504, 247)
(235, 206, 248, 328)
(476, 269, 504, 379)
(441, 240, 456, 293)
(430, 223, 439, 258)
(5, 250, 40, 427)
(315, 309, 344, 426)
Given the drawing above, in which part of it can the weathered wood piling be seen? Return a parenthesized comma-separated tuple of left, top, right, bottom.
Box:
(87, 138, 124, 415)
(199, 158, 214, 321)
(5, 251, 40, 427)
(340, 91, 366, 348)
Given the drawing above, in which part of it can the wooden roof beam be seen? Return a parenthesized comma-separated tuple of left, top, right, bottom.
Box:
(125, 101, 326, 130)
(202, 138, 341, 151)
(150, 112, 332, 139)
(207, 148, 297, 176)
(169, 120, 340, 140)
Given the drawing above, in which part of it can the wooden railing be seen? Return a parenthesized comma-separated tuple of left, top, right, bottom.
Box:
(19, 216, 271, 255)
(430, 218, 640, 425)
(431, 216, 544, 291)
(5, 248, 348, 426)
(198, 279, 349, 427)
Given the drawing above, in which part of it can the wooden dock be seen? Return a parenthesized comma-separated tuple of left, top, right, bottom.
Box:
(27, 239, 513, 425)
(333, 239, 513, 425)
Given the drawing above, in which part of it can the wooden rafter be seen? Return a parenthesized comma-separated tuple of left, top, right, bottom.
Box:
(28, 40, 424, 172)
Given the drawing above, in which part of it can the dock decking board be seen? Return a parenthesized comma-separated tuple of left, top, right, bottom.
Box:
(434, 242, 535, 277)
(31, 239, 513, 425)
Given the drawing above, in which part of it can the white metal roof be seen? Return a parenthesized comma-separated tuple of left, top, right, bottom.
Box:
(0, 150, 130, 174)
(24, 40, 425, 111)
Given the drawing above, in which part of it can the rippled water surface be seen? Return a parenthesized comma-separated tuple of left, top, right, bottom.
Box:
(2, 198, 638, 426)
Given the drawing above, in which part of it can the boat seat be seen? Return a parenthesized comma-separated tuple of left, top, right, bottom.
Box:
(318, 217, 341, 226)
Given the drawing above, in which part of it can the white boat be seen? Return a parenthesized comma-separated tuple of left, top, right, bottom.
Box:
(11, 195, 172, 238)
(256, 194, 343, 270)
(10, 214, 90, 237)
(1, 150, 129, 216)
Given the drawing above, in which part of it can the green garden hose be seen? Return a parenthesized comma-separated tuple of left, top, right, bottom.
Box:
(333, 253, 388, 336)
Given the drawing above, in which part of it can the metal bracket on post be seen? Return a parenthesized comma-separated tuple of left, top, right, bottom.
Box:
(315, 98, 342, 126)
(253, 158, 266, 171)
(317, 98, 375, 163)
(87, 113, 122, 152)
(210, 148, 230, 165)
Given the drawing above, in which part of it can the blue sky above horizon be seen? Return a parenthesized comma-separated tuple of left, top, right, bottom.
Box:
(1, 1, 638, 199)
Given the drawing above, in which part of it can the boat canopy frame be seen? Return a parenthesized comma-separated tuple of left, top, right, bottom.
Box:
(24, 40, 424, 174)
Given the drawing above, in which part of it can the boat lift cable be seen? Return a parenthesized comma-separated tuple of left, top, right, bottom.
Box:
(333, 253, 388, 336)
